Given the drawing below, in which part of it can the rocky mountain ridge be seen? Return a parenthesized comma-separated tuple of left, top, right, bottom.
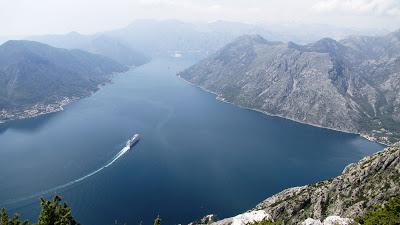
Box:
(178, 30, 400, 145)
(193, 142, 399, 225)
(29, 32, 150, 66)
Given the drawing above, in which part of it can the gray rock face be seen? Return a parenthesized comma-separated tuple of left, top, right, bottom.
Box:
(302, 216, 356, 225)
(189, 214, 218, 225)
(178, 31, 400, 144)
(251, 142, 400, 224)
(209, 210, 272, 225)
(197, 143, 399, 225)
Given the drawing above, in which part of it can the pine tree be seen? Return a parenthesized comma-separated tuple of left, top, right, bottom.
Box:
(153, 215, 161, 225)
(0, 208, 9, 225)
(36, 195, 79, 225)
(1, 208, 9, 225)
(0, 208, 29, 225)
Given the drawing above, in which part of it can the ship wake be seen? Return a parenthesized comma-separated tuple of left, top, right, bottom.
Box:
(0, 144, 132, 208)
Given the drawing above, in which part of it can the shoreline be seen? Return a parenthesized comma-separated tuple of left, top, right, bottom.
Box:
(177, 75, 389, 147)
(0, 96, 80, 123)
(0, 68, 131, 124)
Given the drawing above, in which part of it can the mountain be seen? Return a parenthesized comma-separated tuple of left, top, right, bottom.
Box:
(260, 23, 389, 45)
(25, 20, 387, 60)
(193, 142, 400, 225)
(105, 20, 388, 58)
(178, 30, 400, 145)
(28, 31, 92, 49)
(29, 32, 149, 66)
(0, 40, 127, 121)
(340, 29, 400, 59)
(28, 20, 266, 59)
(106, 19, 242, 57)
(103, 20, 302, 57)
(87, 35, 150, 66)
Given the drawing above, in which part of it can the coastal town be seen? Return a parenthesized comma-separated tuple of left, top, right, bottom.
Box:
(0, 97, 78, 122)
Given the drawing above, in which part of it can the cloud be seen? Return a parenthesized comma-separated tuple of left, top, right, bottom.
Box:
(312, 0, 400, 16)
(1, 0, 399, 36)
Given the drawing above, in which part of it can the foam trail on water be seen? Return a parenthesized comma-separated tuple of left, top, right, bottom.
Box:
(0, 145, 131, 207)
(105, 146, 130, 168)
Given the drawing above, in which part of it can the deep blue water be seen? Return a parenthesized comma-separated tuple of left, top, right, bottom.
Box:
(0, 57, 383, 225)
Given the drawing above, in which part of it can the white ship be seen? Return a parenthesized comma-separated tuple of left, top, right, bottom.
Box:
(126, 134, 140, 148)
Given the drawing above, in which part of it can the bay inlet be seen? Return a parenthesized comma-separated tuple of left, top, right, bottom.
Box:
(0, 57, 384, 225)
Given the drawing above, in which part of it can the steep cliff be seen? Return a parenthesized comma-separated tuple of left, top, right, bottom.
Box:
(178, 31, 400, 145)
(199, 142, 399, 225)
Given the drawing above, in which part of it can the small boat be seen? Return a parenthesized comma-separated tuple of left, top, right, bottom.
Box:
(126, 134, 140, 148)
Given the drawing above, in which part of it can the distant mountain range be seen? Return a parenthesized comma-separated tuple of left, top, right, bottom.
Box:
(0, 40, 127, 121)
(104, 20, 271, 57)
(179, 30, 400, 145)
(105, 20, 387, 58)
(28, 32, 150, 67)
(22, 20, 388, 59)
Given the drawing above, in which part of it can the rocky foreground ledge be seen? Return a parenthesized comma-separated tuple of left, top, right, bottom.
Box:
(192, 142, 399, 225)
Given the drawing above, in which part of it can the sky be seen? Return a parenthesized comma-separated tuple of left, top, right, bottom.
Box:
(0, 0, 399, 36)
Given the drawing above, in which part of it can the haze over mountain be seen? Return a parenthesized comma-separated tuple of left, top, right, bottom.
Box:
(29, 32, 150, 66)
(22, 20, 389, 60)
(104, 20, 283, 57)
(2, 0, 398, 36)
(105, 20, 388, 57)
(0, 40, 127, 121)
(179, 29, 400, 145)
(259, 23, 389, 44)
